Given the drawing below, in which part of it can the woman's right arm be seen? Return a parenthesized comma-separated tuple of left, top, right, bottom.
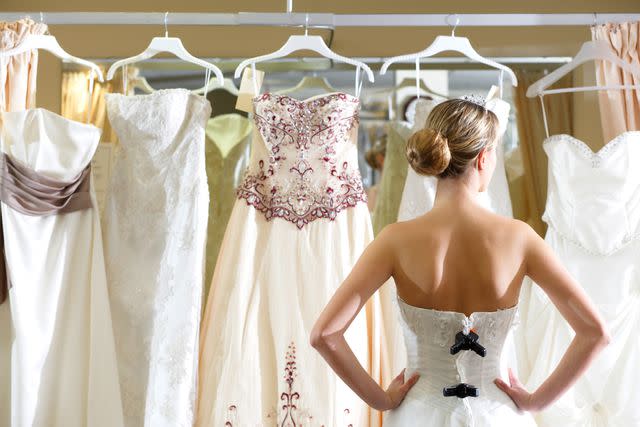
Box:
(496, 224, 610, 412)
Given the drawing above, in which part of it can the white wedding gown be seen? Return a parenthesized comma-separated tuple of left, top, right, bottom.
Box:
(104, 89, 211, 427)
(0, 108, 124, 427)
(518, 131, 640, 426)
(385, 297, 536, 426)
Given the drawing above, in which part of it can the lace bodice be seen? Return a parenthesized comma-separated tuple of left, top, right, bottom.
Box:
(237, 92, 366, 229)
(396, 297, 519, 410)
(105, 89, 211, 242)
(542, 131, 640, 255)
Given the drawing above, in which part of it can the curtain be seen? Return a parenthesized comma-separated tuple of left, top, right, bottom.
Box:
(0, 16, 48, 427)
(61, 68, 131, 143)
(508, 68, 574, 236)
(591, 22, 640, 142)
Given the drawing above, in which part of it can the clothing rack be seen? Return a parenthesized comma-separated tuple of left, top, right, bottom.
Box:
(0, 12, 638, 27)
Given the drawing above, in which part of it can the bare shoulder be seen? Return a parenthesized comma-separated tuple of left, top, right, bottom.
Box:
(488, 212, 535, 237)
(476, 212, 537, 254)
(376, 219, 427, 249)
(498, 218, 546, 260)
(505, 217, 536, 236)
(508, 218, 542, 243)
(376, 221, 406, 247)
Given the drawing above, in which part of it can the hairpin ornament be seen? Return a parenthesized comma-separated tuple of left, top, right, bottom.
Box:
(460, 94, 487, 108)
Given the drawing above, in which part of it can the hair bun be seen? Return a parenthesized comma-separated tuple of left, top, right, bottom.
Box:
(406, 128, 451, 176)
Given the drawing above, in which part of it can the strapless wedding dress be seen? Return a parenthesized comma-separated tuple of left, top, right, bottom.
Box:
(196, 92, 373, 427)
(384, 297, 536, 426)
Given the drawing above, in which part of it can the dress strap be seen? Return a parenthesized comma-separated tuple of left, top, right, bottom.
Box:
(354, 66, 364, 99)
(203, 68, 212, 99)
(415, 58, 421, 99)
(538, 94, 550, 138)
(251, 63, 259, 96)
(498, 69, 504, 99)
(122, 64, 128, 95)
(0, 58, 6, 112)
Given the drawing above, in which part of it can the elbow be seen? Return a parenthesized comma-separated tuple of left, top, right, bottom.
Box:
(310, 326, 329, 351)
(310, 323, 341, 352)
(587, 322, 611, 348)
(599, 327, 612, 347)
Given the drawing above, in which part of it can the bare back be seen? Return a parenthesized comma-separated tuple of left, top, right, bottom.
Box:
(388, 199, 528, 316)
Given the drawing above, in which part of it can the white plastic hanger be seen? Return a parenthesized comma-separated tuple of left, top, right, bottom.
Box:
(106, 12, 223, 84)
(192, 77, 239, 96)
(234, 14, 374, 84)
(277, 74, 337, 95)
(395, 77, 448, 99)
(0, 34, 104, 82)
(131, 76, 156, 94)
(526, 40, 640, 97)
(380, 15, 517, 88)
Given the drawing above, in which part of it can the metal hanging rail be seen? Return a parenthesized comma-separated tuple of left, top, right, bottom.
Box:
(0, 12, 638, 27)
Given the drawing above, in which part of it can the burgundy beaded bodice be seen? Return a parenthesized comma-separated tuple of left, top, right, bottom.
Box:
(237, 92, 367, 229)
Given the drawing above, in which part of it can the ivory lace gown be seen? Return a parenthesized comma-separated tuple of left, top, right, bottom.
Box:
(518, 131, 640, 426)
(196, 92, 373, 427)
(104, 89, 211, 427)
(0, 108, 124, 427)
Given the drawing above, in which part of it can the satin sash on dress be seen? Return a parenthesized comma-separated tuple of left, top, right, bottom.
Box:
(0, 153, 92, 303)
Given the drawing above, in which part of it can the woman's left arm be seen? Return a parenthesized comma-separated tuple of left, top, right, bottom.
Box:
(310, 226, 419, 411)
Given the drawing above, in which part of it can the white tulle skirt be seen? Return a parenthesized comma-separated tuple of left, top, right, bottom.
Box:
(385, 391, 537, 427)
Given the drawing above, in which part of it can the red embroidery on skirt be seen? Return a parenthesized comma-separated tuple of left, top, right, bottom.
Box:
(224, 341, 353, 426)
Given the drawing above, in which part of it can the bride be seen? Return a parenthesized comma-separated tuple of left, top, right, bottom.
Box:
(311, 97, 610, 425)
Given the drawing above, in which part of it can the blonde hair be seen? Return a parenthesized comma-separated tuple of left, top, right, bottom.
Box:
(406, 99, 499, 178)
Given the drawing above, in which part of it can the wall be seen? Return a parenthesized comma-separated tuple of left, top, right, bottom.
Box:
(4, 0, 639, 143)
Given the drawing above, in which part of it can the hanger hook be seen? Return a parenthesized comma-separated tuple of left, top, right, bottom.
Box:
(305, 13, 309, 36)
(592, 12, 598, 27)
(445, 14, 460, 37)
(39, 12, 44, 23)
(164, 12, 169, 37)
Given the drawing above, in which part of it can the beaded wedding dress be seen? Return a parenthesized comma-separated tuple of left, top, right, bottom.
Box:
(384, 297, 536, 426)
(518, 131, 640, 426)
(196, 92, 373, 427)
(104, 89, 211, 427)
